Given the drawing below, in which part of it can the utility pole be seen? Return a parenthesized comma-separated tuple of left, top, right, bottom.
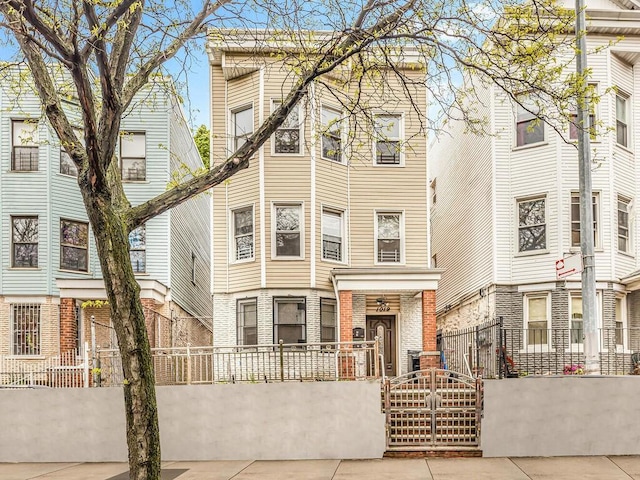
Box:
(576, 0, 600, 374)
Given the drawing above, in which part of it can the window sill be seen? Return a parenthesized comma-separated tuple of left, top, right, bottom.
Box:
(569, 247, 603, 254)
(321, 258, 347, 265)
(271, 151, 304, 157)
(617, 250, 635, 260)
(519, 347, 554, 354)
(8, 267, 41, 271)
(320, 156, 346, 165)
(372, 162, 404, 168)
(512, 141, 549, 152)
(122, 180, 150, 184)
(57, 173, 78, 179)
(271, 256, 305, 261)
(374, 261, 405, 266)
(614, 143, 634, 155)
(514, 249, 549, 258)
(58, 268, 91, 275)
(230, 258, 256, 265)
(7, 170, 40, 174)
(133, 272, 149, 276)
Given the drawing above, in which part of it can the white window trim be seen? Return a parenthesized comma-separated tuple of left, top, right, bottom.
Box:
(615, 92, 630, 149)
(614, 294, 629, 353)
(229, 204, 256, 264)
(515, 195, 548, 256)
(271, 202, 305, 260)
(119, 131, 147, 182)
(514, 97, 545, 148)
(522, 292, 552, 352)
(373, 113, 405, 167)
(229, 103, 254, 155)
(569, 83, 598, 142)
(569, 191, 600, 250)
(374, 209, 405, 265)
(271, 99, 304, 156)
(567, 292, 603, 352)
(237, 297, 258, 346)
(273, 296, 307, 344)
(321, 205, 347, 265)
(320, 104, 345, 164)
(617, 195, 633, 255)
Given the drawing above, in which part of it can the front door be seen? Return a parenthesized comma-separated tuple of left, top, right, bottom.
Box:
(367, 315, 396, 376)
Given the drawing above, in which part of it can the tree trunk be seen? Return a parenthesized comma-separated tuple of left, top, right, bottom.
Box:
(81, 185, 161, 480)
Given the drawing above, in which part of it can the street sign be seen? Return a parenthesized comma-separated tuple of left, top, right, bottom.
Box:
(556, 253, 583, 279)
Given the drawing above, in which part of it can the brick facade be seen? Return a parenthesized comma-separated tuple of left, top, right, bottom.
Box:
(339, 290, 353, 342)
(59, 298, 77, 356)
(420, 290, 438, 369)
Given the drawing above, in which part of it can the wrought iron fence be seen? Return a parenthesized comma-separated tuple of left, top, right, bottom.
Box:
(96, 340, 379, 386)
(0, 343, 90, 388)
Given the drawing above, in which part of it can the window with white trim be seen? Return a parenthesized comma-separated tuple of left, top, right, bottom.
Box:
(616, 94, 629, 147)
(120, 132, 146, 181)
(12, 216, 38, 268)
(129, 225, 146, 273)
(570, 192, 599, 248)
(615, 295, 627, 350)
(233, 206, 254, 261)
(321, 106, 342, 162)
(320, 298, 337, 343)
(60, 129, 83, 177)
(569, 84, 597, 141)
(272, 100, 302, 154)
(237, 298, 257, 345)
(374, 115, 401, 165)
(12, 304, 41, 355)
(569, 295, 583, 346)
(274, 204, 302, 258)
(518, 197, 546, 252)
(376, 212, 402, 263)
(60, 219, 88, 272)
(12, 120, 39, 171)
(322, 209, 343, 262)
(232, 105, 253, 152)
(525, 294, 549, 346)
(618, 196, 631, 253)
(516, 98, 543, 146)
(273, 297, 306, 344)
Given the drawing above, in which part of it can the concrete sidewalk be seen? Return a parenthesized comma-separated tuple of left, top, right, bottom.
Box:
(1, 456, 640, 479)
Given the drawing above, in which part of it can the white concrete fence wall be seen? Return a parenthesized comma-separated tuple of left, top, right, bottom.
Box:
(0, 382, 385, 462)
(482, 376, 640, 457)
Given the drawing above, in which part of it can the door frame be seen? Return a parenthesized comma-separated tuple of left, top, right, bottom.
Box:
(366, 314, 398, 377)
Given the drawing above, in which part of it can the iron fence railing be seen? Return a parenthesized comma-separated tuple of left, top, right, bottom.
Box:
(441, 319, 640, 378)
(96, 340, 379, 386)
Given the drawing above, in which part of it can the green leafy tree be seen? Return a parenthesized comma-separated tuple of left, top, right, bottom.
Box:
(0, 0, 584, 477)
(194, 124, 210, 169)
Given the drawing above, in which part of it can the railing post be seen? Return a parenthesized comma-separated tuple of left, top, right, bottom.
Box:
(279, 340, 284, 382)
(373, 336, 380, 378)
(498, 316, 504, 380)
(475, 325, 481, 377)
(83, 342, 90, 388)
(186, 343, 192, 385)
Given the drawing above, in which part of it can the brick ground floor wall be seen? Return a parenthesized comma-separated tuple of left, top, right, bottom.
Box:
(0, 297, 61, 357)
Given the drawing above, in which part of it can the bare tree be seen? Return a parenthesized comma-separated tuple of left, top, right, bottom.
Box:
(0, 0, 583, 477)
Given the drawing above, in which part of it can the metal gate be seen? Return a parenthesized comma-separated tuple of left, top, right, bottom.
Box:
(384, 368, 482, 450)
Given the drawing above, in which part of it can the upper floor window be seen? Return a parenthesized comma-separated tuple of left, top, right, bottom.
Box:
(322, 209, 343, 262)
(237, 298, 258, 346)
(320, 298, 337, 343)
(618, 196, 631, 254)
(12, 216, 38, 268)
(321, 106, 342, 162)
(569, 85, 597, 141)
(525, 294, 549, 346)
(616, 94, 629, 148)
(518, 197, 546, 252)
(129, 225, 146, 273)
(12, 120, 39, 171)
(376, 212, 402, 263)
(60, 151, 79, 177)
(120, 132, 146, 181)
(272, 100, 302, 154)
(374, 115, 402, 165)
(233, 206, 254, 261)
(232, 105, 253, 152)
(570, 193, 599, 248)
(12, 304, 40, 356)
(273, 297, 306, 344)
(274, 204, 302, 258)
(60, 219, 88, 272)
(516, 98, 543, 147)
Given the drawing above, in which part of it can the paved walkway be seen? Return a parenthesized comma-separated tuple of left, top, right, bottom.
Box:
(1, 456, 640, 479)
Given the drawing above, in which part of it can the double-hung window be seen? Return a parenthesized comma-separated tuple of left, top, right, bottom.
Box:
(12, 304, 41, 356)
(12, 216, 38, 268)
(374, 115, 401, 165)
(60, 219, 89, 272)
(321, 106, 342, 162)
(272, 100, 302, 154)
(60, 129, 83, 177)
(274, 204, 302, 258)
(273, 297, 306, 344)
(237, 298, 257, 345)
(129, 225, 146, 273)
(120, 132, 146, 181)
(518, 197, 546, 252)
(569, 295, 584, 346)
(618, 196, 631, 253)
(515, 98, 543, 147)
(615, 295, 627, 351)
(233, 206, 254, 261)
(322, 209, 343, 262)
(376, 212, 402, 263)
(569, 84, 597, 141)
(616, 94, 629, 147)
(570, 193, 599, 248)
(525, 294, 549, 346)
(232, 105, 253, 152)
(320, 298, 337, 343)
(12, 120, 39, 171)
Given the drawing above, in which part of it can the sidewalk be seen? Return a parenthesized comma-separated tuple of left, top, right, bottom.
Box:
(1, 456, 640, 480)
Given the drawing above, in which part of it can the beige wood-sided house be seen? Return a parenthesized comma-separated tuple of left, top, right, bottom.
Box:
(206, 33, 440, 376)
